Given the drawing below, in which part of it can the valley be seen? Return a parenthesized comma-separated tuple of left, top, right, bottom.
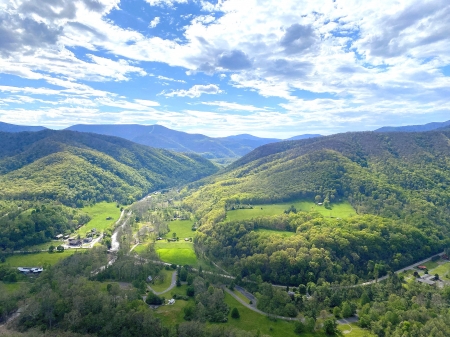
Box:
(2, 127, 450, 337)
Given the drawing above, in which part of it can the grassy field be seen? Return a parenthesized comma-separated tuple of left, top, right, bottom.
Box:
(338, 323, 375, 337)
(220, 292, 302, 337)
(226, 200, 356, 222)
(78, 202, 121, 235)
(165, 220, 196, 239)
(0, 281, 24, 293)
(256, 229, 296, 238)
(429, 262, 450, 279)
(155, 242, 197, 266)
(422, 260, 440, 270)
(233, 289, 251, 304)
(4, 250, 77, 267)
(151, 269, 175, 293)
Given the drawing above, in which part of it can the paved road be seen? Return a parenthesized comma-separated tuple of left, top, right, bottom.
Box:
(149, 270, 178, 295)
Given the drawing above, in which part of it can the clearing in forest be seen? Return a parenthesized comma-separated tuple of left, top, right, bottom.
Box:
(164, 220, 196, 240)
(78, 202, 121, 235)
(155, 242, 197, 266)
(226, 200, 356, 222)
(4, 250, 77, 267)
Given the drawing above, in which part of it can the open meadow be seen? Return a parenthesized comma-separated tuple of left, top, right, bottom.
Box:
(226, 200, 356, 222)
(4, 250, 77, 267)
(77, 202, 121, 235)
(155, 242, 197, 266)
(164, 219, 196, 239)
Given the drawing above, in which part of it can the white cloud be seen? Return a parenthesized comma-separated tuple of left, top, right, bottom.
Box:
(201, 101, 267, 112)
(145, 0, 187, 7)
(149, 17, 160, 28)
(165, 84, 223, 98)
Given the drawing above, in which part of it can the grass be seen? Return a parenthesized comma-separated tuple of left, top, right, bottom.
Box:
(4, 250, 77, 267)
(256, 229, 296, 238)
(233, 289, 250, 304)
(151, 269, 175, 293)
(220, 292, 302, 337)
(338, 323, 375, 337)
(155, 242, 197, 266)
(422, 260, 439, 270)
(78, 202, 121, 235)
(165, 220, 196, 239)
(0, 281, 23, 293)
(429, 262, 450, 279)
(155, 296, 192, 326)
(226, 200, 356, 222)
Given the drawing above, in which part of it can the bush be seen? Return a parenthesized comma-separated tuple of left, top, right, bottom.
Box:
(231, 307, 240, 319)
(145, 292, 164, 305)
(294, 321, 305, 334)
(323, 319, 338, 335)
(186, 286, 195, 297)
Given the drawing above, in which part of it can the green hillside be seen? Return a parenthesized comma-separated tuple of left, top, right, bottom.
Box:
(0, 130, 218, 206)
(184, 130, 450, 284)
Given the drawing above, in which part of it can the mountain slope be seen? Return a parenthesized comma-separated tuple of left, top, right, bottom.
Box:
(0, 130, 218, 206)
(0, 121, 47, 132)
(186, 130, 450, 224)
(184, 130, 450, 284)
(66, 124, 321, 159)
(65, 124, 276, 159)
(375, 120, 450, 132)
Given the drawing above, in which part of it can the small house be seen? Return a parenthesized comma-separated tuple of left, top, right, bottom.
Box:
(168, 299, 175, 305)
(417, 265, 427, 270)
(147, 276, 153, 283)
(69, 238, 82, 246)
(63, 235, 70, 239)
(55, 234, 63, 240)
(83, 237, 93, 243)
(416, 278, 435, 286)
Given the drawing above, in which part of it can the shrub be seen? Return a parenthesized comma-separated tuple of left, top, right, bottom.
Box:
(231, 307, 240, 319)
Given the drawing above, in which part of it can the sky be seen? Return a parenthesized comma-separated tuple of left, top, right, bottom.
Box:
(0, 0, 449, 138)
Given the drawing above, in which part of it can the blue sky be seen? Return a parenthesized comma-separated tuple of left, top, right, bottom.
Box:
(0, 0, 449, 138)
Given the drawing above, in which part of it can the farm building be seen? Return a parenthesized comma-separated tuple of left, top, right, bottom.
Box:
(69, 238, 82, 246)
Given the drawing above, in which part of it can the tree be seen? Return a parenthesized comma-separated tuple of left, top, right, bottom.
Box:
(231, 307, 240, 319)
(333, 306, 341, 318)
(48, 245, 55, 253)
(172, 232, 177, 239)
(294, 321, 306, 334)
(56, 245, 64, 252)
(341, 301, 353, 318)
(435, 273, 439, 280)
(323, 319, 338, 335)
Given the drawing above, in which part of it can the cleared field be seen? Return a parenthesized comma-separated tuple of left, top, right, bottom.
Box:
(4, 250, 77, 267)
(164, 220, 196, 239)
(422, 260, 440, 270)
(155, 296, 192, 326)
(338, 323, 375, 337)
(226, 200, 356, 222)
(155, 242, 197, 266)
(221, 292, 302, 337)
(256, 229, 295, 238)
(78, 202, 121, 235)
(151, 269, 176, 293)
(429, 262, 450, 278)
(0, 282, 23, 293)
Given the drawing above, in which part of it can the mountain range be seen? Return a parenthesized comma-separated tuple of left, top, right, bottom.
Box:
(0, 121, 47, 133)
(0, 130, 217, 206)
(374, 119, 450, 132)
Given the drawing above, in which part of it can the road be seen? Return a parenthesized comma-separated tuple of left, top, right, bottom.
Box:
(148, 270, 178, 295)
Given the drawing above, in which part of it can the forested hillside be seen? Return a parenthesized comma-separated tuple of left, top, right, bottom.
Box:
(0, 130, 218, 206)
(184, 129, 450, 284)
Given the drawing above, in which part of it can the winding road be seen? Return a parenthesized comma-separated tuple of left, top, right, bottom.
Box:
(148, 270, 178, 295)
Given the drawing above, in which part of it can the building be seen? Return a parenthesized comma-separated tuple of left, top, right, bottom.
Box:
(417, 265, 427, 270)
(68, 238, 82, 246)
(55, 234, 63, 240)
(147, 276, 153, 283)
(168, 299, 175, 305)
(18, 267, 43, 274)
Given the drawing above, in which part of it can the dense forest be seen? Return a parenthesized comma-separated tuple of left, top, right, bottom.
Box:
(0, 130, 218, 206)
(185, 129, 450, 283)
(0, 202, 90, 251)
(196, 213, 445, 285)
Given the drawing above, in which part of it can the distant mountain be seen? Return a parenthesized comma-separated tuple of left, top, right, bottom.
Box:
(286, 134, 322, 140)
(0, 121, 47, 132)
(66, 124, 276, 159)
(375, 120, 450, 133)
(0, 130, 218, 206)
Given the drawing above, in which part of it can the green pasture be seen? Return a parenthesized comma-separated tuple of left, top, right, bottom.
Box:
(233, 289, 251, 304)
(155, 297, 192, 325)
(422, 260, 440, 270)
(226, 200, 356, 222)
(151, 269, 175, 293)
(0, 281, 23, 293)
(220, 292, 301, 337)
(165, 220, 196, 239)
(4, 250, 77, 267)
(338, 323, 375, 337)
(155, 242, 197, 266)
(429, 262, 450, 279)
(78, 202, 121, 235)
(256, 229, 296, 238)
